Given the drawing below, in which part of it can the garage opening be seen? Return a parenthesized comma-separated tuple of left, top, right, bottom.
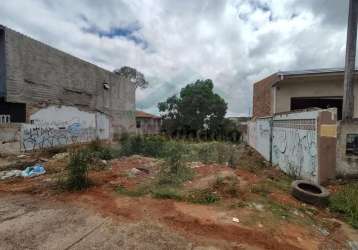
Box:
(291, 97, 342, 120)
(0, 98, 26, 123)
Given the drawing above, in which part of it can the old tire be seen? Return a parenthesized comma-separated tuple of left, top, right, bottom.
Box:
(291, 180, 330, 206)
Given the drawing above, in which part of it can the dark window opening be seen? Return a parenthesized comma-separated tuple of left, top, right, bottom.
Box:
(346, 134, 358, 156)
(136, 120, 141, 128)
(291, 97, 342, 120)
(0, 98, 26, 123)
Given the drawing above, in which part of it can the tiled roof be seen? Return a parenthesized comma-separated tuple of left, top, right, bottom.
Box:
(136, 110, 161, 119)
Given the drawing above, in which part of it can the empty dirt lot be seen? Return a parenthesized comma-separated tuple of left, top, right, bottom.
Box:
(0, 193, 192, 250)
(0, 147, 358, 250)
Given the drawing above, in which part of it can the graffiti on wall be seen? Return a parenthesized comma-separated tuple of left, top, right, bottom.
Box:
(21, 106, 109, 151)
(272, 119, 317, 182)
(21, 124, 97, 151)
(256, 119, 271, 161)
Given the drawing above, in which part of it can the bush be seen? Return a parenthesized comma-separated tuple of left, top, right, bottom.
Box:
(66, 149, 90, 191)
(142, 135, 167, 157)
(151, 186, 183, 200)
(86, 139, 117, 161)
(216, 142, 229, 164)
(88, 139, 103, 152)
(157, 142, 194, 186)
(193, 142, 239, 165)
(92, 147, 115, 160)
(197, 143, 217, 164)
(119, 135, 241, 167)
(330, 183, 358, 228)
(120, 135, 166, 157)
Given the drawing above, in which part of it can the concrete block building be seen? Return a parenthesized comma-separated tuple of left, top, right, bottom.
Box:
(0, 25, 137, 152)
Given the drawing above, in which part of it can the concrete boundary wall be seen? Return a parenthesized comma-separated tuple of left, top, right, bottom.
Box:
(247, 117, 271, 161)
(247, 109, 337, 184)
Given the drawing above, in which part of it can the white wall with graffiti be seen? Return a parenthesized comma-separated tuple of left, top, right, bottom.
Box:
(247, 117, 271, 161)
(21, 106, 110, 151)
(272, 111, 318, 183)
(247, 110, 326, 183)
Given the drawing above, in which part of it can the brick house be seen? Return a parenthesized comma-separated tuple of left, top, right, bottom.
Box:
(136, 111, 161, 135)
(253, 68, 358, 120)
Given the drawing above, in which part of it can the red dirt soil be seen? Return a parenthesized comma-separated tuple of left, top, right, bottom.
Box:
(60, 185, 302, 250)
(0, 155, 353, 249)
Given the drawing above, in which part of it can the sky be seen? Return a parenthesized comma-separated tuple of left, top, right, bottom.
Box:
(0, 0, 350, 116)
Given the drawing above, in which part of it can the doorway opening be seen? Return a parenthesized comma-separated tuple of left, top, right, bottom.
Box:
(0, 98, 26, 123)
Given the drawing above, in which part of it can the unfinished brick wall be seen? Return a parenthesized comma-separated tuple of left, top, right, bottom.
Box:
(2, 26, 136, 134)
(252, 74, 279, 117)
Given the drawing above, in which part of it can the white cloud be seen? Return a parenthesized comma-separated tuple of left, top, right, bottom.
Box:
(0, 0, 350, 116)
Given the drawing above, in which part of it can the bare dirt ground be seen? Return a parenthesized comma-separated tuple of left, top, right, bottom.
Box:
(0, 149, 357, 250)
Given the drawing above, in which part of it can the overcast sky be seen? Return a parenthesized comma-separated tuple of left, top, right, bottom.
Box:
(0, 0, 349, 116)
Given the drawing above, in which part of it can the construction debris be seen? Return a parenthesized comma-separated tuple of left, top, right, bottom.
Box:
(52, 152, 69, 161)
(0, 170, 22, 180)
(21, 164, 46, 178)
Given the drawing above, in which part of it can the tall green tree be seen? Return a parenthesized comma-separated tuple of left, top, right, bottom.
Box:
(158, 79, 227, 138)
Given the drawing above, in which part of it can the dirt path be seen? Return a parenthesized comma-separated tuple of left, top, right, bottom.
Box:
(0, 189, 303, 250)
(0, 192, 191, 250)
(57, 185, 322, 250)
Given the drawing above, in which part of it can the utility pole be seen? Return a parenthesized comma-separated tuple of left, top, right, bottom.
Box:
(343, 0, 358, 121)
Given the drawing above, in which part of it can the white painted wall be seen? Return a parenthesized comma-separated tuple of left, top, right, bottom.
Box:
(21, 105, 110, 151)
(255, 118, 271, 161)
(272, 125, 317, 183)
(247, 121, 256, 149)
(247, 118, 271, 161)
(30, 106, 95, 128)
(247, 110, 320, 183)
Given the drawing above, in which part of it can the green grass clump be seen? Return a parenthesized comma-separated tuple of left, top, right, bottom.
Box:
(66, 149, 90, 191)
(268, 200, 291, 219)
(267, 175, 293, 192)
(330, 183, 358, 229)
(151, 186, 183, 200)
(87, 139, 118, 160)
